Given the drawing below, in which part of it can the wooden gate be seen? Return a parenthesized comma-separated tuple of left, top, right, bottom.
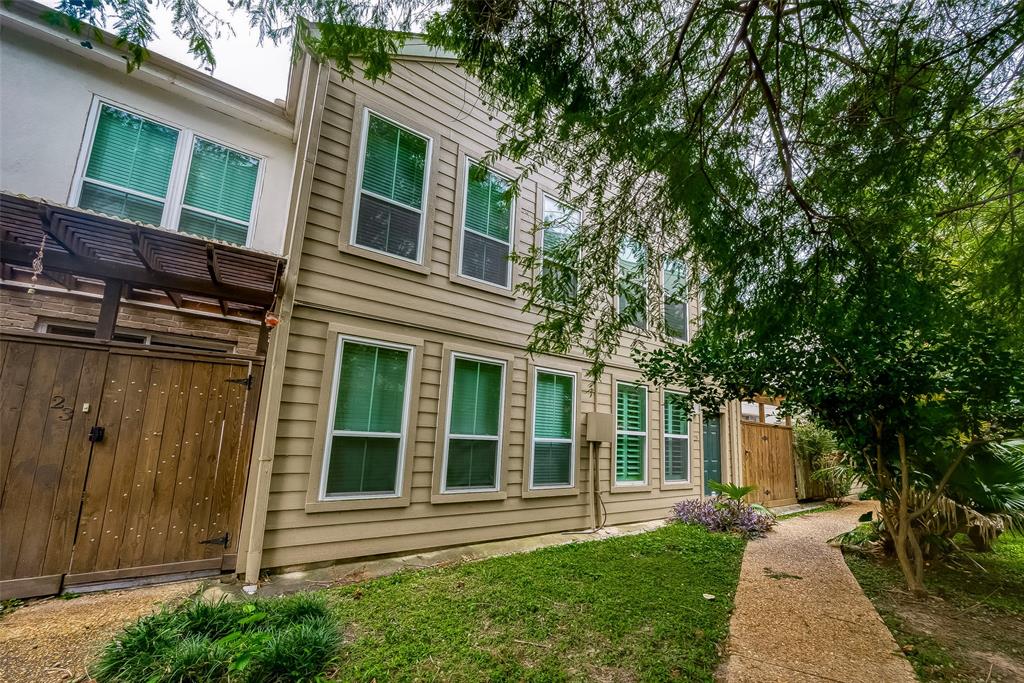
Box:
(0, 334, 262, 599)
(741, 422, 797, 507)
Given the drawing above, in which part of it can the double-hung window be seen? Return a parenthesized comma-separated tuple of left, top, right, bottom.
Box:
(76, 101, 262, 246)
(531, 369, 576, 488)
(352, 112, 430, 262)
(663, 391, 691, 483)
(615, 382, 648, 484)
(321, 338, 413, 498)
(460, 163, 514, 288)
(664, 259, 689, 340)
(78, 103, 180, 227)
(443, 355, 505, 491)
(618, 242, 647, 329)
(540, 196, 580, 299)
(178, 138, 260, 245)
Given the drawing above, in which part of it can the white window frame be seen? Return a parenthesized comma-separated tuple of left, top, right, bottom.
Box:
(663, 390, 691, 484)
(318, 335, 415, 501)
(440, 351, 507, 494)
(348, 108, 433, 265)
(70, 96, 265, 248)
(662, 260, 689, 341)
(614, 381, 649, 486)
(529, 366, 577, 490)
(458, 159, 516, 290)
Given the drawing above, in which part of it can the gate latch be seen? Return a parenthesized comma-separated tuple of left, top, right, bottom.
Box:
(225, 374, 254, 389)
(88, 426, 105, 443)
(199, 531, 230, 548)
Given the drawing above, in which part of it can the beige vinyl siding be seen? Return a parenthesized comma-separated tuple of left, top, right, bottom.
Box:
(260, 56, 712, 570)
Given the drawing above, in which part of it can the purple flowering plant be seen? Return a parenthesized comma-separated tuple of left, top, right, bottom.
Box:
(670, 493, 776, 538)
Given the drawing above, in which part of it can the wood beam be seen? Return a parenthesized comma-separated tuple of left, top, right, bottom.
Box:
(0, 240, 276, 307)
(96, 279, 123, 340)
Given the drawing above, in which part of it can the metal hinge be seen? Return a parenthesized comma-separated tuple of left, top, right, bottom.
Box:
(225, 374, 254, 389)
(199, 531, 230, 548)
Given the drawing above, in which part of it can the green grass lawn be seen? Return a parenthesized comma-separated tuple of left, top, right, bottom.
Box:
(845, 532, 1024, 682)
(94, 523, 746, 682)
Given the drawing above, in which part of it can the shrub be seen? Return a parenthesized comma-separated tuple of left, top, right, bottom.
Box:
(670, 497, 776, 538)
(91, 592, 340, 682)
(794, 421, 855, 503)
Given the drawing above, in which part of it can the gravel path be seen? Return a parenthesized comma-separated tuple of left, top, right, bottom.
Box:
(0, 580, 199, 682)
(719, 500, 916, 682)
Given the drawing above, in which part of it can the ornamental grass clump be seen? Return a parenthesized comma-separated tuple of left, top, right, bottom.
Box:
(671, 497, 775, 538)
(91, 591, 340, 682)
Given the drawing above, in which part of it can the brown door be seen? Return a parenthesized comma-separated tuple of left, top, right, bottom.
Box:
(0, 340, 107, 599)
(0, 338, 260, 599)
(741, 422, 798, 507)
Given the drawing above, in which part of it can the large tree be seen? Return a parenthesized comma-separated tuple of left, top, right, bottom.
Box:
(57, 0, 1024, 592)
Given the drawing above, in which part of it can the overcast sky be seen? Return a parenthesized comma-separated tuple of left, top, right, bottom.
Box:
(44, 0, 293, 101)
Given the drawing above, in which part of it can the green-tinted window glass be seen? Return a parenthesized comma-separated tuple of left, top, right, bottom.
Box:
(324, 340, 410, 497)
(663, 391, 690, 482)
(464, 163, 512, 242)
(449, 357, 503, 436)
(532, 370, 574, 488)
(334, 342, 409, 433)
(541, 196, 579, 299)
(79, 104, 178, 224)
(446, 356, 503, 490)
(664, 259, 688, 340)
(178, 209, 249, 246)
(361, 114, 428, 209)
(618, 242, 647, 329)
(182, 138, 259, 224)
(616, 383, 646, 483)
(534, 371, 573, 439)
(664, 392, 689, 437)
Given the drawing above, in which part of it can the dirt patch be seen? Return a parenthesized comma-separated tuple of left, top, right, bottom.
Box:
(892, 600, 1024, 682)
(0, 581, 200, 682)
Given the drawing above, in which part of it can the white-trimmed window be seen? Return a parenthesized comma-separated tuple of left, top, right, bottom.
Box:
(530, 368, 576, 489)
(350, 110, 432, 262)
(320, 337, 414, 499)
(540, 195, 580, 299)
(442, 353, 506, 492)
(615, 382, 648, 485)
(74, 100, 262, 246)
(663, 259, 689, 341)
(617, 242, 647, 329)
(663, 391, 691, 483)
(459, 162, 514, 288)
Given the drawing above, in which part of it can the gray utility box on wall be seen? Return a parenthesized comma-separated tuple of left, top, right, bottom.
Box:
(584, 412, 615, 444)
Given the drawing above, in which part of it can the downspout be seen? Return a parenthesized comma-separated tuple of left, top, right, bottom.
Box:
(238, 57, 328, 588)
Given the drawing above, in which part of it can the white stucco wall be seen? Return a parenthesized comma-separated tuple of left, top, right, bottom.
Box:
(0, 15, 295, 254)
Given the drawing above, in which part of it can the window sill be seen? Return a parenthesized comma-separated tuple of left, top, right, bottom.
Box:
(305, 494, 411, 513)
(661, 481, 695, 492)
(522, 484, 581, 499)
(338, 239, 432, 275)
(431, 489, 508, 504)
(609, 481, 652, 494)
(448, 271, 518, 299)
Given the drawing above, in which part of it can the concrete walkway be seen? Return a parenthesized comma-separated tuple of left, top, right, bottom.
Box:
(719, 500, 916, 683)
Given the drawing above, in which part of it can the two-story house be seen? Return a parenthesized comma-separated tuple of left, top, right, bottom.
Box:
(235, 41, 746, 582)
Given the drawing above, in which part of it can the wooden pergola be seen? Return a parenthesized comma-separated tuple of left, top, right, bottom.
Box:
(0, 193, 285, 350)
